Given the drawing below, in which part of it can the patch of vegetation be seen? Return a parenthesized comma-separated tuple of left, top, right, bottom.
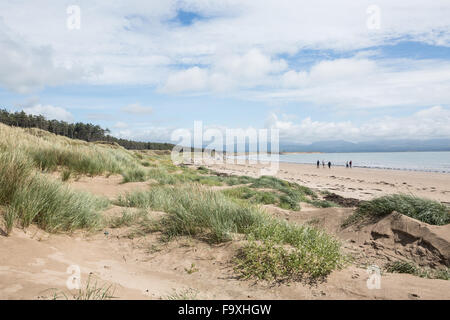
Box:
(121, 167, 147, 183)
(42, 275, 116, 300)
(223, 187, 278, 205)
(307, 199, 337, 208)
(184, 263, 199, 274)
(221, 177, 319, 210)
(0, 122, 147, 178)
(385, 260, 450, 280)
(117, 184, 344, 279)
(108, 210, 147, 228)
(0, 152, 107, 234)
(385, 260, 417, 274)
(61, 169, 72, 182)
(343, 194, 449, 227)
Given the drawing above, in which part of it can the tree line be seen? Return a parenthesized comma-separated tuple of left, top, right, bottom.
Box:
(0, 109, 174, 150)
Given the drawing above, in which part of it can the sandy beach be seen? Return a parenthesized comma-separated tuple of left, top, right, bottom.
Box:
(205, 161, 450, 203)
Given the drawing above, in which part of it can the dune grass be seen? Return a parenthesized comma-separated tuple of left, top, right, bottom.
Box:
(343, 194, 450, 227)
(117, 184, 344, 279)
(0, 146, 107, 234)
(385, 260, 450, 280)
(121, 167, 147, 183)
(0, 123, 145, 178)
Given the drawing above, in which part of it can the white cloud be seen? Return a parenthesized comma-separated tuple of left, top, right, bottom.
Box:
(22, 104, 74, 122)
(268, 57, 450, 109)
(1, 0, 448, 95)
(161, 49, 287, 93)
(162, 67, 209, 93)
(113, 121, 128, 129)
(121, 103, 154, 115)
(267, 106, 450, 143)
(0, 19, 89, 93)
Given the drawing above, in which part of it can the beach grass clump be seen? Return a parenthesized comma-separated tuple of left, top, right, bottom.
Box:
(108, 210, 147, 228)
(117, 184, 344, 279)
(7, 174, 108, 233)
(307, 199, 337, 208)
(343, 194, 449, 227)
(222, 180, 317, 210)
(385, 260, 417, 274)
(234, 218, 344, 280)
(0, 122, 146, 178)
(385, 261, 450, 280)
(45, 275, 116, 300)
(0, 149, 107, 234)
(61, 169, 72, 182)
(117, 184, 264, 243)
(121, 167, 147, 183)
(222, 186, 278, 206)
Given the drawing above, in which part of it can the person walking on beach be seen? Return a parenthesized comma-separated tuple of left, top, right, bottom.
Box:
(317, 160, 320, 168)
(322, 160, 325, 168)
(328, 161, 331, 169)
(349, 160, 352, 168)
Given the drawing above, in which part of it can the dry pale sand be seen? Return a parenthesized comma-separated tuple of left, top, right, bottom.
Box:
(205, 161, 450, 203)
(1, 170, 449, 300)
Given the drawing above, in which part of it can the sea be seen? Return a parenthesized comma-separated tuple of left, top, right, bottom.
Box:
(236, 151, 450, 173)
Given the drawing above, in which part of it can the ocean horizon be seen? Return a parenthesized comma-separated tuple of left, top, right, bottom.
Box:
(235, 151, 450, 173)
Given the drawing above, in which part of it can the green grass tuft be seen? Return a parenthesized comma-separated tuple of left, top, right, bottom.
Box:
(121, 167, 147, 183)
(343, 194, 449, 227)
(385, 260, 449, 280)
(117, 184, 344, 279)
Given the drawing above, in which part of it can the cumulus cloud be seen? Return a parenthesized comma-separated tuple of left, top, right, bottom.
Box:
(0, 19, 89, 93)
(22, 104, 74, 122)
(113, 121, 128, 129)
(266, 57, 450, 109)
(162, 67, 209, 93)
(1, 0, 448, 97)
(161, 49, 287, 93)
(121, 103, 154, 115)
(266, 106, 450, 143)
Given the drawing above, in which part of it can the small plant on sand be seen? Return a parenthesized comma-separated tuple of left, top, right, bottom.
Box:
(385, 260, 418, 274)
(42, 275, 116, 300)
(343, 194, 449, 227)
(108, 210, 147, 228)
(61, 169, 72, 182)
(184, 263, 199, 274)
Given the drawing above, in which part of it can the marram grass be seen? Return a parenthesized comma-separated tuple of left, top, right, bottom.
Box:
(0, 139, 108, 234)
(117, 184, 345, 279)
(343, 194, 449, 227)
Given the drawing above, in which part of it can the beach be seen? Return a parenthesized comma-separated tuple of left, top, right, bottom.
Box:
(205, 161, 450, 203)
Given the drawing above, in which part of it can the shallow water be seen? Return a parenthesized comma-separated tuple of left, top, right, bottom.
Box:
(239, 151, 450, 173)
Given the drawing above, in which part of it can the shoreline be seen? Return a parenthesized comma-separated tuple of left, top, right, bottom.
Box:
(277, 160, 450, 174)
(205, 161, 450, 203)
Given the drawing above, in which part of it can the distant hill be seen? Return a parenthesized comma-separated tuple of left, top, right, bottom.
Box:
(280, 139, 450, 153)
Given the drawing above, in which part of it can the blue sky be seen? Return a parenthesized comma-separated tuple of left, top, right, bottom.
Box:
(0, 1, 450, 144)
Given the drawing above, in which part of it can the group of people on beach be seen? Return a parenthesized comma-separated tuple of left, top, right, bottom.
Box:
(316, 160, 352, 169)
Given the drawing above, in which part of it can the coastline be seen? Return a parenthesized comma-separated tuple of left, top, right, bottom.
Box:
(205, 161, 450, 203)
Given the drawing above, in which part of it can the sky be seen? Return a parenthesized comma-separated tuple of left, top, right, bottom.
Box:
(1, 0, 450, 144)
